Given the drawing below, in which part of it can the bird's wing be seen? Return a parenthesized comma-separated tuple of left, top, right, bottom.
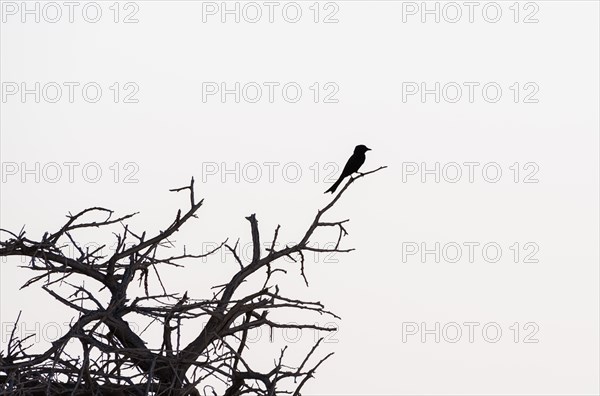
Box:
(339, 154, 357, 178)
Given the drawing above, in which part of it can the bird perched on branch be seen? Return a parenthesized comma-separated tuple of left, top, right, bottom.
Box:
(325, 145, 371, 194)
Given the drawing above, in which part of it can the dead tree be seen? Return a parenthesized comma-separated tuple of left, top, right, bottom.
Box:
(0, 167, 386, 395)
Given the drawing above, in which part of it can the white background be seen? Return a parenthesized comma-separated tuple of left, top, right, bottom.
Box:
(1, 1, 599, 394)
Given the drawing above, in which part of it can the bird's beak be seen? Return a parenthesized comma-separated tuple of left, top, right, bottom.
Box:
(366, 147, 372, 151)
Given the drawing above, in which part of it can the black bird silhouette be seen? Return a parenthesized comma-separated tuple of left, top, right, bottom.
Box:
(325, 145, 371, 194)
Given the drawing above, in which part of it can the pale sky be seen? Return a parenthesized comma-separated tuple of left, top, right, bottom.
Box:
(1, 1, 599, 394)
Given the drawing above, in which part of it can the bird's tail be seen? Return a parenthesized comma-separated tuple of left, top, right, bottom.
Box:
(324, 177, 343, 194)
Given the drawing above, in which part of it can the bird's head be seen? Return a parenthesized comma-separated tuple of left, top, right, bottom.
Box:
(355, 145, 371, 154)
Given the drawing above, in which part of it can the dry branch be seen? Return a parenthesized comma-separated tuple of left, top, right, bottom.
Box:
(0, 167, 386, 395)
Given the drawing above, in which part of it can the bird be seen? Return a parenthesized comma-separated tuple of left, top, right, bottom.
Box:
(324, 145, 371, 194)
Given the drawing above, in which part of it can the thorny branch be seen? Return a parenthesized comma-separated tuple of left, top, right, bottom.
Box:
(0, 168, 386, 395)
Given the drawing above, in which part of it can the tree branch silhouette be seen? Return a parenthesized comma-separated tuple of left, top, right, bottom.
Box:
(0, 166, 386, 395)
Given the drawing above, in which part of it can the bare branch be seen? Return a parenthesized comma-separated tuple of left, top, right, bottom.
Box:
(0, 167, 386, 394)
